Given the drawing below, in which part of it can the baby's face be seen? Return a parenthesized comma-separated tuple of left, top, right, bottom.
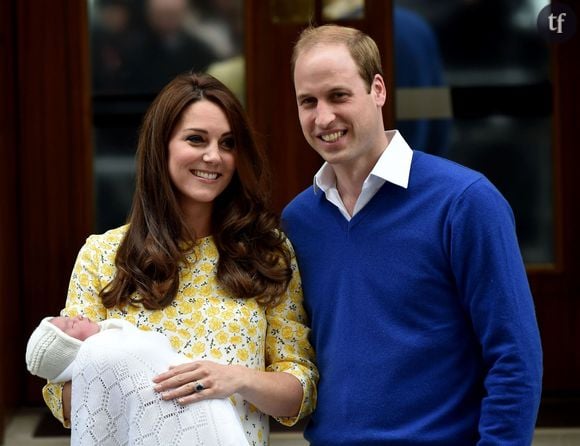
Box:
(51, 315, 100, 341)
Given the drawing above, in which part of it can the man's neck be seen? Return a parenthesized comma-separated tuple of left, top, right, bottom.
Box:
(332, 135, 390, 215)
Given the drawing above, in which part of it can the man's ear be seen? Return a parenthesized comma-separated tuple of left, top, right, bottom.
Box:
(372, 74, 387, 107)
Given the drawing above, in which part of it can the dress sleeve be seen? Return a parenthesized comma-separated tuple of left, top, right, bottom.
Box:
(265, 240, 318, 426)
(42, 234, 111, 427)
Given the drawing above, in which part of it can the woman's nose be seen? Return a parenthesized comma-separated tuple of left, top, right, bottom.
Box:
(202, 142, 220, 163)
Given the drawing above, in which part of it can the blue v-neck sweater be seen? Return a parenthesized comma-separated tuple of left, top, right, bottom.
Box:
(282, 151, 542, 445)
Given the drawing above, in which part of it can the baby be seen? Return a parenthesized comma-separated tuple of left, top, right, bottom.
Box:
(26, 315, 249, 446)
(26, 315, 101, 382)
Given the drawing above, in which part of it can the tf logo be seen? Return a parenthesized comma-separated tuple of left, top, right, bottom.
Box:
(537, 3, 577, 43)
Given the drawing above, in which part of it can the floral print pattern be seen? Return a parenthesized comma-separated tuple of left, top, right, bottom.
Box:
(43, 225, 318, 445)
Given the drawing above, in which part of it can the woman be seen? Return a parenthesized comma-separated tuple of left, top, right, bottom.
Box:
(43, 73, 318, 445)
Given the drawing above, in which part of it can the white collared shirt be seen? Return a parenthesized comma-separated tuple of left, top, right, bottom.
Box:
(313, 130, 413, 221)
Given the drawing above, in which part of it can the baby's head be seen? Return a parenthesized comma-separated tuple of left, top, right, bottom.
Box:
(25, 315, 100, 381)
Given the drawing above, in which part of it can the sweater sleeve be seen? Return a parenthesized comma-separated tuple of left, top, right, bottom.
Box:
(42, 233, 111, 427)
(448, 178, 542, 445)
(265, 240, 318, 426)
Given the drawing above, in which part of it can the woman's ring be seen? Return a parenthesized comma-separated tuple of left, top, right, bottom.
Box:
(194, 382, 204, 392)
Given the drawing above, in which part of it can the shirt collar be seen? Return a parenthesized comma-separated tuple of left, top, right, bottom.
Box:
(313, 129, 413, 193)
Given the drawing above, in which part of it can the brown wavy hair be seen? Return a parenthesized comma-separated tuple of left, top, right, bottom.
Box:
(100, 73, 292, 310)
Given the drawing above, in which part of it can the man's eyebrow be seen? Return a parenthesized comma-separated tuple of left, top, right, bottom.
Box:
(297, 86, 351, 101)
(328, 86, 351, 94)
(296, 93, 312, 102)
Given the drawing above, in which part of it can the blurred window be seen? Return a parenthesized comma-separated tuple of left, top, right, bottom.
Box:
(88, 0, 244, 232)
(393, 0, 553, 264)
(322, 0, 364, 20)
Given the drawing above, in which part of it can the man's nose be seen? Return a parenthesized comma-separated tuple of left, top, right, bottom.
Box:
(315, 102, 336, 128)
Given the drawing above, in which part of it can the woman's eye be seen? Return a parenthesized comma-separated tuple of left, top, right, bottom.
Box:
(186, 135, 204, 144)
(221, 137, 236, 151)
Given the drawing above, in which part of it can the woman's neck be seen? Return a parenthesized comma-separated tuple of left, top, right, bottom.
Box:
(180, 201, 213, 239)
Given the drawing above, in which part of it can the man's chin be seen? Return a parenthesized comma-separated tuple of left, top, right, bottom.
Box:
(313, 141, 345, 157)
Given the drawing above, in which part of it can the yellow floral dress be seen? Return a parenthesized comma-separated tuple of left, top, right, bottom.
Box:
(43, 225, 318, 446)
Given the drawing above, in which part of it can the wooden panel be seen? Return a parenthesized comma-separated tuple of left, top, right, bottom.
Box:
(532, 0, 580, 398)
(245, 0, 318, 212)
(0, 0, 20, 438)
(13, 0, 94, 404)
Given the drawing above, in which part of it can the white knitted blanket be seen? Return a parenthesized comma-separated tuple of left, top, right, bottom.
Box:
(70, 320, 249, 445)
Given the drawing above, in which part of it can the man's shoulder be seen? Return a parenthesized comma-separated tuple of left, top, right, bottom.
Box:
(412, 151, 487, 189)
(412, 151, 510, 212)
(282, 187, 318, 215)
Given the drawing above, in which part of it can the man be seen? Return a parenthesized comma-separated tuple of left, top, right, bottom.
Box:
(282, 25, 542, 445)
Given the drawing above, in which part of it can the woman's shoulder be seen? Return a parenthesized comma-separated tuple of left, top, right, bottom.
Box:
(86, 224, 129, 244)
(80, 224, 129, 257)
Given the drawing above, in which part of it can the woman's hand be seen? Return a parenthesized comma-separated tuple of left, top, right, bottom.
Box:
(153, 360, 247, 405)
(62, 381, 72, 423)
(152, 360, 303, 417)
